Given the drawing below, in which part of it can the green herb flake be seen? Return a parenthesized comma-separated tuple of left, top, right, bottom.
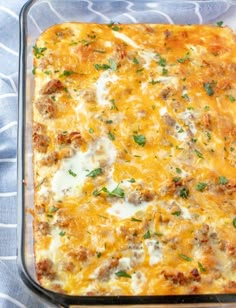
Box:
(177, 52, 190, 63)
(108, 59, 117, 71)
(226, 95, 236, 102)
(172, 211, 181, 216)
(128, 178, 136, 183)
(133, 134, 146, 147)
(195, 182, 207, 192)
(69, 41, 78, 46)
(162, 68, 168, 75)
(204, 105, 210, 111)
(86, 168, 102, 178)
(112, 25, 121, 31)
(150, 79, 160, 85)
(218, 176, 228, 185)
(49, 206, 58, 213)
(176, 168, 182, 174)
(89, 128, 94, 133)
(106, 120, 113, 124)
(32, 66, 36, 75)
(97, 252, 102, 258)
(182, 93, 189, 100)
(108, 131, 115, 141)
(198, 262, 206, 272)
(203, 82, 215, 96)
(179, 254, 192, 261)
(115, 270, 131, 278)
(195, 149, 204, 159)
(68, 169, 77, 177)
(94, 63, 110, 71)
(173, 177, 181, 183)
(131, 217, 142, 222)
(143, 230, 151, 239)
(158, 57, 166, 67)
(110, 99, 118, 111)
(179, 187, 189, 199)
(230, 147, 235, 152)
(108, 21, 115, 27)
(59, 231, 66, 236)
(59, 70, 76, 78)
(93, 49, 106, 54)
(109, 185, 125, 198)
(133, 57, 139, 65)
(233, 217, 236, 229)
(216, 21, 223, 27)
(33, 45, 47, 59)
(136, 68, 144, 73)
(47, 214, 53, 218)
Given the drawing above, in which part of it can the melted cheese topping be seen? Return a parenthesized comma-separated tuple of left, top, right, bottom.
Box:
(33, 23, 236, 296)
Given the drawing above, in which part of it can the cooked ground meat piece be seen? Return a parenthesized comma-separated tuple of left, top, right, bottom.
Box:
(32, 133, 50, 153)
(35, 96, 56, 118)
(36, 258, 56, 279)
(40, 79, 64, 95)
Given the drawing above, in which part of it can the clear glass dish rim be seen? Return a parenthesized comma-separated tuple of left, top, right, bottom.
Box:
(17, 0, 236, 306)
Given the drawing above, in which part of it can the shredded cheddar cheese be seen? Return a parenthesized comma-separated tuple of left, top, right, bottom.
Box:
(32, 23, 236, 295)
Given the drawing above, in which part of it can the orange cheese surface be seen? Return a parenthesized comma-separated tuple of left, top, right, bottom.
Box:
(32, 23, 236, 295)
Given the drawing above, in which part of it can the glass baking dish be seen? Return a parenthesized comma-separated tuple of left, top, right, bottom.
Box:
(17, 0, 236, 307)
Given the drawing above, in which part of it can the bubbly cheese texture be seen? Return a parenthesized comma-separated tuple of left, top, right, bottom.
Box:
(32, 23, 236, 296)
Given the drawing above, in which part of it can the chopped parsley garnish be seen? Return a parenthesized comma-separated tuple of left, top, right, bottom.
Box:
(182, 93, 189, 100)
(110, 99, 118, 110)
(173, 177, 181, 183)
(115, 270, 131, 278)
(198, 262, 206, 272)
(131, 217, 142, 222)
(109, 184, 125, 198)
(49, 206, 58, 213)
(176, 168, 182, 174)
(128, 178, 136, 183)
(108, 59, 117, 71)
(94, 60, 117, 71)
(86, 168, 102, 178)
(68, 169, 77, 177)
(206, 132, 211, 141)
(172, 211, 181, 216)
(108, 131, 115, 141)
(133, 134, 146, 146)
(33, 45, 47, 59)
(133, 57, 140, 65)
(150, 79, 160, 85)
(179, 254, 192, 261)
(216, 21, 223, 27)
(195, 182, 207, 192)
(97, 252, 102, 258)
(162, 68, 168, 75)
(226, 95, 236, 102)
(195, 149, 204, 159)
(230, 147, 235, 152)
(59, 70, 76, 78)
(143, 230, 151, 239)
(32, 66, 36, 75)
(233, 217, 236, 229)
(177, 51, 190, 63)
(59, 231, 66, 236)
(108, 21, 115, 27)
(218, 176, 228, 185)
(112, 25, 121, 31)
(93, 49, 106, 53)
(179, 187, 189, 199)
(106, 120, 113, 124)
(68, 41, 78, 46)
(204, 105, 210, 111)
(94, 184, 125, 198)
(136, 68, 144, 73)
(203, 82, 215, 96)
(89, 128, 94, 133)
(94, 63, 110, 71)
(158, 56, 166, 67)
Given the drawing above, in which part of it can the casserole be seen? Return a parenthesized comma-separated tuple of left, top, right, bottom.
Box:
(18, 0, 236, 307)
